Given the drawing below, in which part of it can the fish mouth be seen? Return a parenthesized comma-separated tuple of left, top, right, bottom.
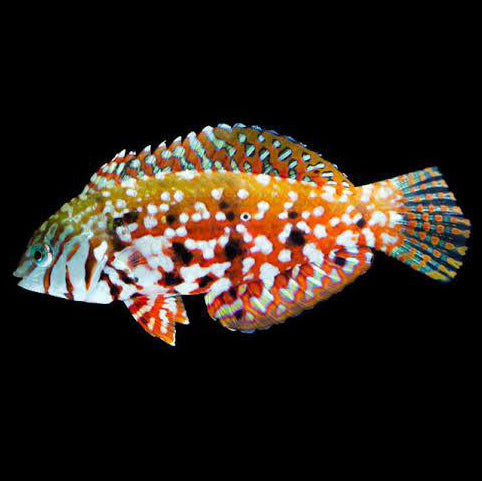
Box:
(13, 266, 27, 278)
(17, 277, 46, 294)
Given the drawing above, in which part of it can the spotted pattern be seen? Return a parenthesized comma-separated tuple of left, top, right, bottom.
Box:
(15, 125, 470, 345)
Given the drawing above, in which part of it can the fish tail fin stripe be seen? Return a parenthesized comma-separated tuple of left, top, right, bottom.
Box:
(205, 248, 372, 332)
(124, 294, 189, 345)
(358, 166, 471, 282)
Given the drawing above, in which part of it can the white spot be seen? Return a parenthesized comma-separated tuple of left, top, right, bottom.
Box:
(209, 277, 232, 297)
(242, 257, 255, 274)
(215, 212, 226, 221)
(180, 264, 206, 283)
(259, 262, 280, 289)
(254, 201, 270, 220)
(179, 213, 189, 223)
(381, 233, 398, 245)
(175, 282, 199, 294)
(303, 243, 324, 264)
(176, 171, 197, 180)
(176, 226, 187, 236)
(237, 188, 249, 199)
(250, 235, 273, 254)
(144, 216, 158, 229)
(210, 262, 231, 278)
(128, 223, 138, 232)
(258, 201, 270, 211)
(301, 211, 310, 219)
(377, 187, 393, 200)
(329, 217, 340, 226)
(174, 190, 184, 202)
(147, 204, 158, 214)
(336, 230, 359, 247)
(278, 212, 288, 220)
(284, 202, 293, 210)
(288, 191, 298, 201)
(278, 249, 291, 262)
(184, 238, 196, 249)
(369, 211, 387, 227)
(159, 203, 169, 212)
(362, 227, 375, 247)
(255, 174, 271, 186)
(191, 213, 202, 222)
(341, 213, 354, 225)
(211, 188, 223, 200)
(278, 224, 292, 243)
(389, 211, 402, 227)
(321, 186, 336, 202)
(314, 224, 327, 238)
(164, 228, 176, 238)
(296, 221, 311, 233)
(313, 206, 325, 217)
(360, 185, 373, 203)
(126, 189, 137, 197)
(236, 223, 252, 242)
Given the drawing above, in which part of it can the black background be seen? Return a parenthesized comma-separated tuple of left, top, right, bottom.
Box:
(2, 9, 479, 465)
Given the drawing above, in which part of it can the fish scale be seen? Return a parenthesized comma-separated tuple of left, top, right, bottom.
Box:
(14, 124, 471, 345)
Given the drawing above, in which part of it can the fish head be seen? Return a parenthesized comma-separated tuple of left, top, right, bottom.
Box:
(14, 199, 114, 304)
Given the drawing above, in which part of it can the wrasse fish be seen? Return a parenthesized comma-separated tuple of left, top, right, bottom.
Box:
(14, 124, 471, 345)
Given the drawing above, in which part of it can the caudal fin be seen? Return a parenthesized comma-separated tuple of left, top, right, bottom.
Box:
(356, 167, 471, 281)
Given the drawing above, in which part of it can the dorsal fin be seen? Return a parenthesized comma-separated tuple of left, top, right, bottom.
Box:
(84, 124, 352, 194)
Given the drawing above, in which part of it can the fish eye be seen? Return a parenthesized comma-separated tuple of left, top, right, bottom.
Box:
(240, 212, 251, 221)
(30, 244, 53, 267)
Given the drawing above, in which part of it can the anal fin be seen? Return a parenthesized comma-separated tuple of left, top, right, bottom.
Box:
(124, 294, 189, 345)
(205, 247, 373, 332)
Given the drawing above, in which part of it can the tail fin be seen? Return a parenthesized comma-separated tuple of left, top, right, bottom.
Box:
(356, 167, 471, 281)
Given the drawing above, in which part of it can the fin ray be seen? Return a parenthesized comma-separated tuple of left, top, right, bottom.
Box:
(124, 294, 189, 345)
(357, 167, 471, 281)
(85, 124, 352, 194)
(205, 247, 372, 332)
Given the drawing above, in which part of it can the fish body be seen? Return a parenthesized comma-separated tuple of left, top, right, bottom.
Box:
(14, 124, 471, 345)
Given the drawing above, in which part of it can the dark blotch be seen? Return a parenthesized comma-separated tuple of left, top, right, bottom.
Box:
(288, 229, 305, 246)
(113, 217, 124, 228)
(229, 287, 237, 298)
(172, 242, 193, 265)
(356, 217, 366, 228)
(164, 272, 183, 285)
(288, 211, 298, 219)
(118, 269, 136, 285)
(123, 211, 139, 223)
(335, 256, 346, 267)
(199, 275, 213, 288)
(226, 211, 235, 221)
(109, 282, 120, 297)
(219, 201, 229, 210)
(234, 310, 243, 320)
(112, 236, 126, 252)
(166, 214, 176, 225)
(225, 239, 243, 260)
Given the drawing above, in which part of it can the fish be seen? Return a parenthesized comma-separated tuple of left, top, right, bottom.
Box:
(13, 123, 471, 345)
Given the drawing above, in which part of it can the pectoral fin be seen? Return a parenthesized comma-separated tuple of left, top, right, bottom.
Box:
(124, 294, 189, 345)
(205, 247, 373, 332)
